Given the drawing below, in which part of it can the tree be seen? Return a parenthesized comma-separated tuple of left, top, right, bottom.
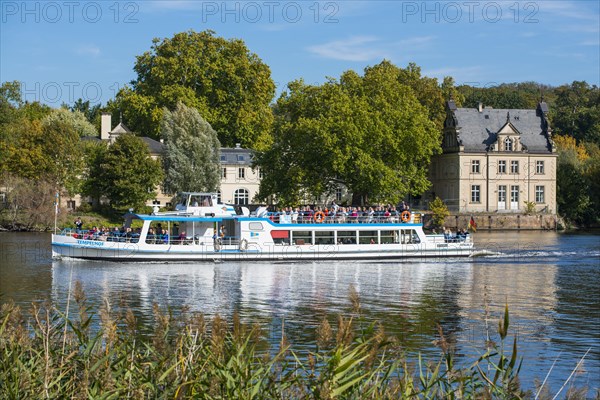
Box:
(43, 107, 98, 137)
(396, 62, 447, 130)
(98, 134, 164, 210)
(256, 61, 440, 205)
(79, 140, 108, 206)
(0, 84, 52, 176)
(554, 135, 599, 225)
(551, 81, 600, 145)
(0, 81, 23, 126)
(429, 197, 449, 227)
(457, 82, 547, 110)
(1, 107, 83, 194)
(111, 30, 276, 149)
(39, 118, 84, 195)
(70, 98, 102, 127)
(161, 102, 221, 195)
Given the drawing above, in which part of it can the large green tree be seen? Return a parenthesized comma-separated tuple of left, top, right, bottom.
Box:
(39, 117, 85, 195)
(1, 101, 83, 195)
(110, 30, 275, 149)
(79, 140, 108, 206)
(161, 102, 221, 194)
(97, 134, 164, 209)
(256, 61, 440, 205)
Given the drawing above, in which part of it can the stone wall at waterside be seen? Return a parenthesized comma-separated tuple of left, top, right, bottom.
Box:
(422, 213, 561, 231)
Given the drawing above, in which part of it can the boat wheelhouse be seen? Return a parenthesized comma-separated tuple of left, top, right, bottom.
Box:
(52, 192, 474, 261)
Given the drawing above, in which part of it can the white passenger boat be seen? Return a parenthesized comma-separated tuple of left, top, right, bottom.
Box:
(51, 192, 474, 261)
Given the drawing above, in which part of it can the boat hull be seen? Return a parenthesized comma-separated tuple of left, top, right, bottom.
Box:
(52, 234, 473, 262)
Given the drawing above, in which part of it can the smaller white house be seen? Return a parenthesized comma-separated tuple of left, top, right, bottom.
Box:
(150, 145, 262, 208)
(217, 145, 261, 206)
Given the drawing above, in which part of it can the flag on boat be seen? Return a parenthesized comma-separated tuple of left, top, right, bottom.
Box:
(54, 192, 59, 215)
(468, 216, 477, 232)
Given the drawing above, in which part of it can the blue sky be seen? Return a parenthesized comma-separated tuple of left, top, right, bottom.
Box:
(1, 0, 598, 106)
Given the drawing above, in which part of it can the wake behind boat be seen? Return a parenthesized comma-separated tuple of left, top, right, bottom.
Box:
(51, 193, 474, 261)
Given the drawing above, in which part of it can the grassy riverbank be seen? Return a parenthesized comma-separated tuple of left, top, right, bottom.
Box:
(0, 207, 136, 232)
(1, 284, 595, 399)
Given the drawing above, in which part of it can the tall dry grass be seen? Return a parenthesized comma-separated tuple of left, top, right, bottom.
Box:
(0, 283, 596, 399)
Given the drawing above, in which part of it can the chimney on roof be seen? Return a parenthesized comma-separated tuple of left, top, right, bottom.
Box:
(478, 102, 483, 112)
(235, 143, 241, 149)
(100, 112, 111, 141)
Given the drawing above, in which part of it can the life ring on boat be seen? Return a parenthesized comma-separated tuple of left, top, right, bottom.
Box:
(401, 211, 411, 223)
(239, 238, 248, 251)
(314, 211, 326, 223)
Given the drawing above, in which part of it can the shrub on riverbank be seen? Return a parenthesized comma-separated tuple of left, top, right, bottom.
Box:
(0, 284, 594, 399)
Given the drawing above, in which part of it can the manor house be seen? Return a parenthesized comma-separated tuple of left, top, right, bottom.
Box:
(428, 99, 557, 214)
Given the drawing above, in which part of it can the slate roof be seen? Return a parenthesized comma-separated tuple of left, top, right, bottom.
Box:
(140, 137, 164, 155)
(80, 134, 164, 155)
(220, 147, 254, 165)
(453, 106, 552, 153)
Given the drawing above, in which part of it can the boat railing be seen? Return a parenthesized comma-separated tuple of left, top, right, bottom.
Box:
(263, 212, 422, 225)
(219, 236, 240, 246)
(428, 233, 472, 244)
(58, 228, 142, 243)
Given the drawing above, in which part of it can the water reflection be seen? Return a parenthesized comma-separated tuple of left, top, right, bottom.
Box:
(1, 230, 598, 393)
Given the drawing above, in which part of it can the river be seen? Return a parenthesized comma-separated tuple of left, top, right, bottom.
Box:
(1, 230, 599, 395)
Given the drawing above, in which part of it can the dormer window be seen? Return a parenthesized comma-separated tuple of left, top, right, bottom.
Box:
(504, 137, 513, 151)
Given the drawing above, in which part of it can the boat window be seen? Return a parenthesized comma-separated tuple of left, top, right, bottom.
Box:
(190, 196, 200, 207)
(200, 195, 212, 206)
(380, 230, 396, 244)
(145, 220, 173, 245)
(270, 230, 290, 245)
(359, 231, 378, 245)
(249, 222, 264, 231)
(400, 229, 420, 244)
(292, 231, 312, 245)
(336, 231, 356, 245)
(315, 231, 334, 245)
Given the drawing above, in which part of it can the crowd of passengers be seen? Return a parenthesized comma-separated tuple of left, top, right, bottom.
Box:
(72, 224, 193, 245)
(436, 227, 470, 243)
(73, 226, 142, 243)
(266, 201, 412, 223)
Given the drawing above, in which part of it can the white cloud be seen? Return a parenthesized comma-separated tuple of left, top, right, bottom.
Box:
(538, 0, 599, 22)
(76, 45, 101, 57)
(307, 35, 436, 62)
(307, 36, 389, 62)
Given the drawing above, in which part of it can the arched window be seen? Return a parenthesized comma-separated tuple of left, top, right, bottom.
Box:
(504, 137, 513, 151)
(234, 189, 249, 205)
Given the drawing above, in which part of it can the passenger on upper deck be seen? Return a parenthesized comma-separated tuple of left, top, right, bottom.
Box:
(331, 200, 339, 214)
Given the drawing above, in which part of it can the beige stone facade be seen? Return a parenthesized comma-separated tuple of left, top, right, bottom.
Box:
(429, 101, 557, 214)
(217, 146, 261, 206)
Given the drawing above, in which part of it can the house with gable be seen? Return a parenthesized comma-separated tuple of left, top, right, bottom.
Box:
(428, 99, 557, 214)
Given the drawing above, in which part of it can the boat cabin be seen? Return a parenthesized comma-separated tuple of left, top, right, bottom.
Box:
(173, 192, 238, 217)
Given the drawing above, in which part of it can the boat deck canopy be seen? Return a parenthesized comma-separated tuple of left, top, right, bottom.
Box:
(132, 214, 225, 223)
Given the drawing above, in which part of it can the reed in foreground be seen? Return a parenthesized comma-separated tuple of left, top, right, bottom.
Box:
(0, 284, 595, 399)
